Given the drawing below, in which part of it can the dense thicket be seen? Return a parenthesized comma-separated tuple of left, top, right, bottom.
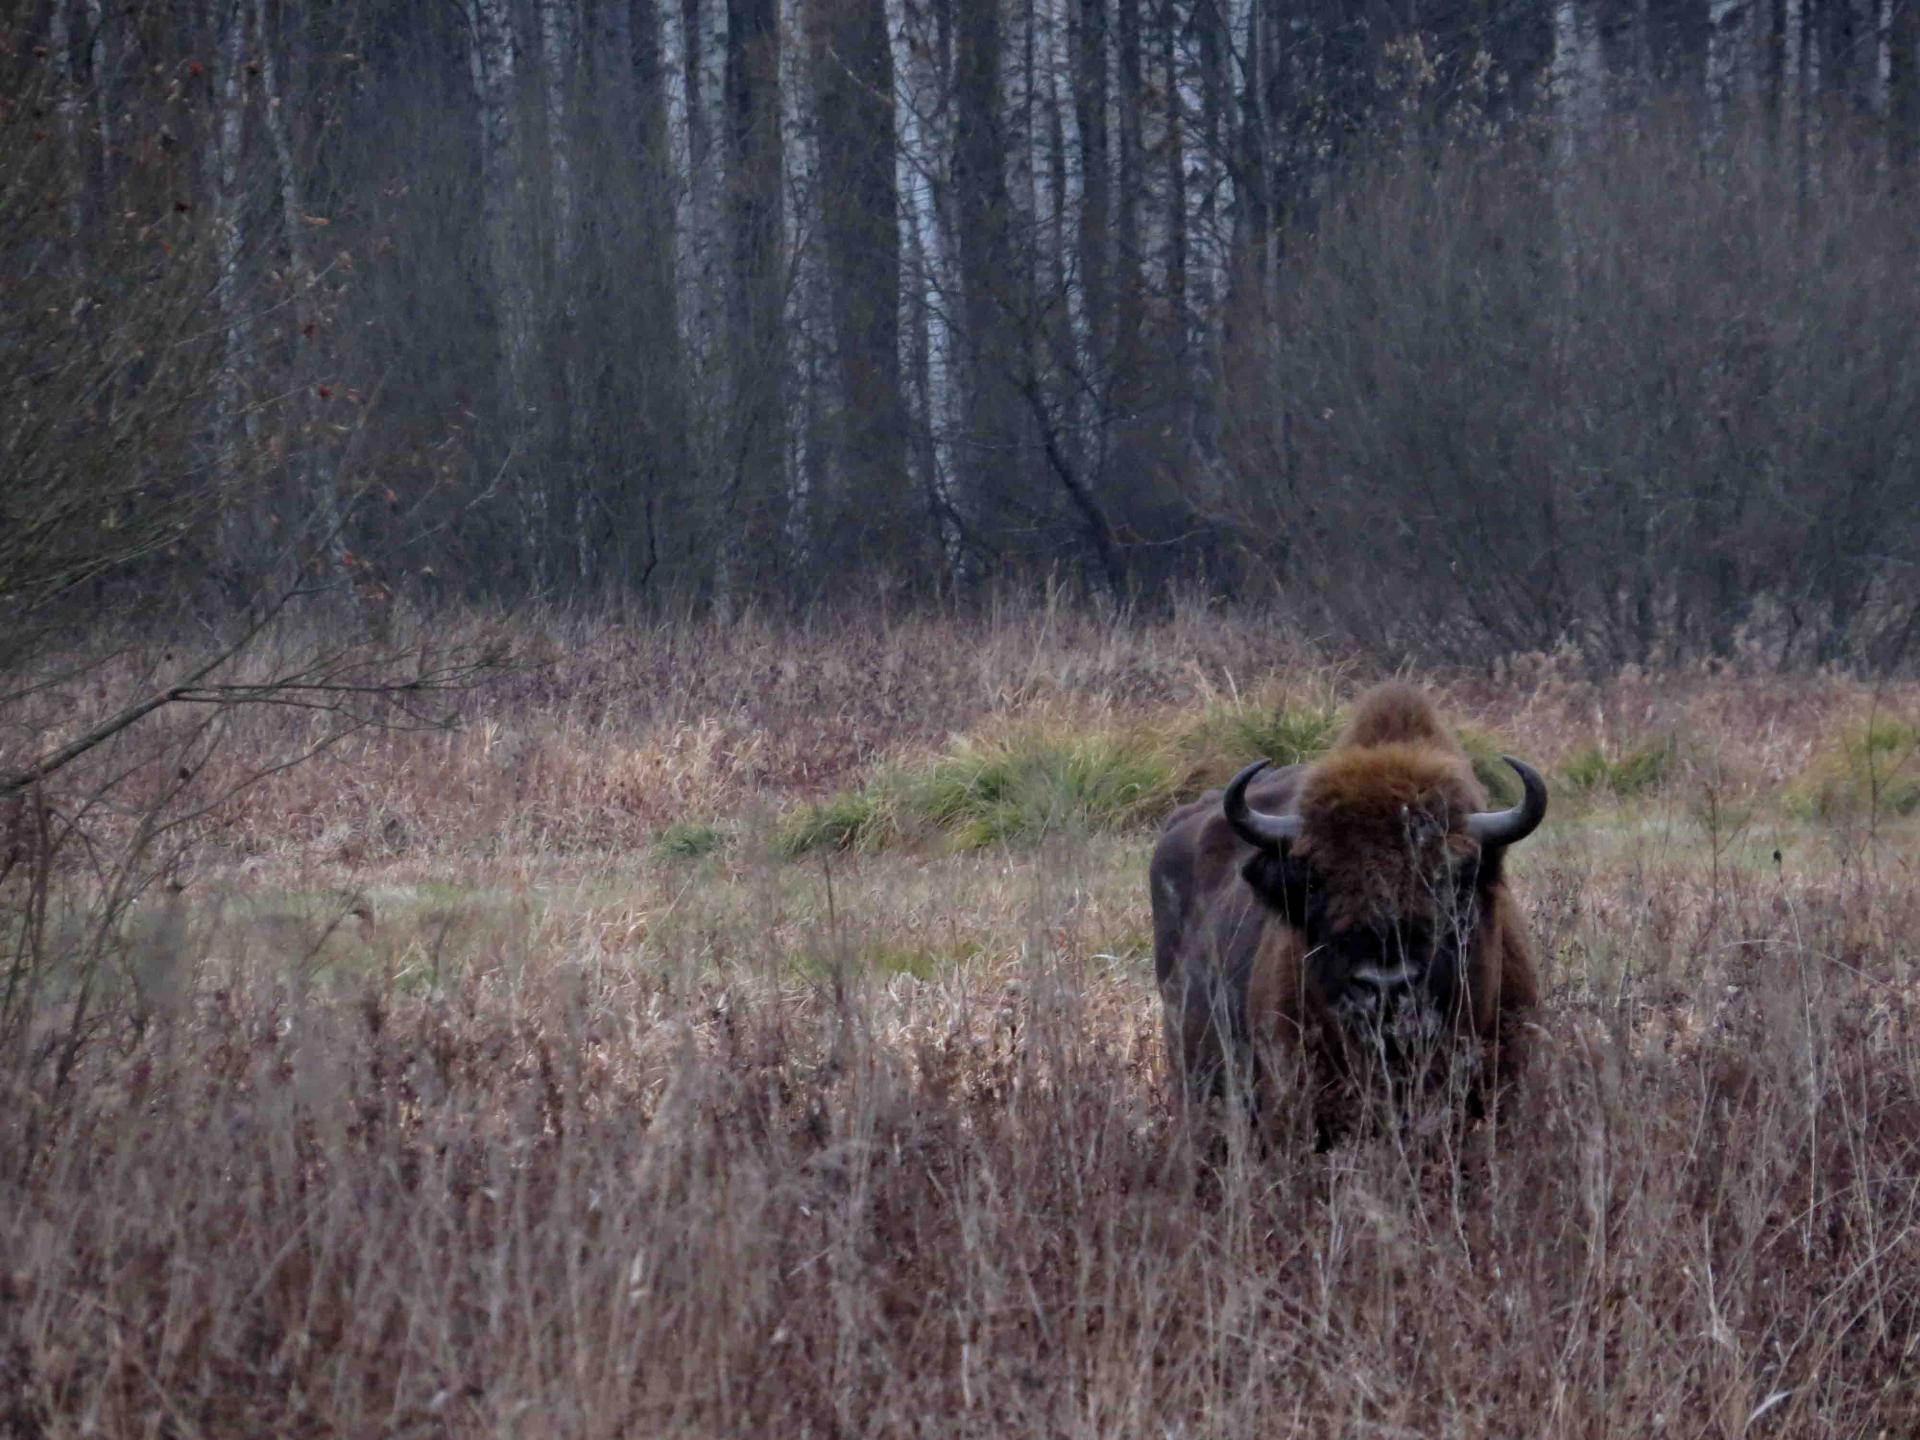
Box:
(4, 0, 1918, 665)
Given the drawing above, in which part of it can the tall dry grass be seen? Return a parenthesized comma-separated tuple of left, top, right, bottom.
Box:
(8, 599, 1910, 869)
(3, 605, 1918, 1436)
(4, 848, 1917, 1435)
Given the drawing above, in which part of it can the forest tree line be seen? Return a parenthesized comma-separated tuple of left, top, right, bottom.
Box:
(5, 0, 1919, 666)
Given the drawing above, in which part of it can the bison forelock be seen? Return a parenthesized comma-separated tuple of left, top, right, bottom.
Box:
(1258, 743, 1490, 935)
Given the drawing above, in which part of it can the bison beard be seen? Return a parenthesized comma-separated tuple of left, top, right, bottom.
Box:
(1149, 683, 1546, 1147)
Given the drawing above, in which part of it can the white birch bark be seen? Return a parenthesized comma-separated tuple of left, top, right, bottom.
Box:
(1552, 1, 1604, 166)
(890, 0, 959, 566)
(1035, 0, 1067, 328)
(782, 0, 820, 557)
(1006, 0, 1040, 322)
(660, 0, 692, 280)
(1875, 0, 1893, 116)
(1706, 0, 1754, 145)
(255, 0, 310, 287)
(1154, 0, 1181, 307)
(1056, 0, 1087, 390)
(1168, 0, 1210, 338)
(1190, 0, 1232, 336)
(1548, 0, 1601, 356)
(685, 0, 729, 363)
(1791, 0, 1818, 197)
(539, 0, 579, 270)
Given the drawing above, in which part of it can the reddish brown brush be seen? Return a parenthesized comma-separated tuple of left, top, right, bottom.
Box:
(2, 858, 1918, 1436)
(1, 606, 1917, 1435)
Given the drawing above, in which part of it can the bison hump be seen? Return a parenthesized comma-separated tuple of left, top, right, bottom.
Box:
(1337, 682, 1454, 752)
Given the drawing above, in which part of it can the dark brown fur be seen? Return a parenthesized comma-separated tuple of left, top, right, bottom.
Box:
(1151, 683, 1540, 1140)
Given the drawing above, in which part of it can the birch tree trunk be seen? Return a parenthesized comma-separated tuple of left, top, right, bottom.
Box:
(208, 0, 254, 585)
(80, 0, 112, 175)
(1074, 0, 1110, 382)
(623, 0, 693, 593)
(48, 0, 85, 242)
(724, 0, 788, 602)
(1892, 0, 1920, 169)
(1042, 0, 1074, 406)
(250, 0, 349, 576)
(1161, 0, 1186, 334)
(1707, 0, 1756, 144)
(891, 0, 960, 576)
(951, 0, 1037, 570)
(536, 0, 594, 586)
(810, 0, 913, 574)
(1222, 0, 1268, 360)
(1113, 0, 1143, 359)
(679, 0, 737, 603)
(461, 0, 543, 585)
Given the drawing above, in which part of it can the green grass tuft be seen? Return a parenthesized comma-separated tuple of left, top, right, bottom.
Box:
(777, 725, 1177, 856)
(654, 820, 729, 860)
(1174, 694, 1341, 794)
(1790, 717, 1919, 820)
(774, 786, 900, 858)
(1561, 737, 1675, 800)
(914, 730, 1176, 850)
(857, 941, 947, 980)
(1453, 724, 1528, 807)
(789, 933, 991, 982)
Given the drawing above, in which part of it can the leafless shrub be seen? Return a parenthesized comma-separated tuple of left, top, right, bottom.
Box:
(1226, 105, 1920, 670)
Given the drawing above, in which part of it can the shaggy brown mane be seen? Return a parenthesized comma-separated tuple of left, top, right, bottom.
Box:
(1150, 679, 1545, 1142)
(1295, 743, 1485, 933)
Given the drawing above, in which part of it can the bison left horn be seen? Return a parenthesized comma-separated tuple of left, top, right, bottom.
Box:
(1223, 760, 1304, 851)
(1464, 756, 1548, 848)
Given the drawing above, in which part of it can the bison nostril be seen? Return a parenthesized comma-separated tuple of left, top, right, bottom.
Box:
(1349, 963, 1419, 993)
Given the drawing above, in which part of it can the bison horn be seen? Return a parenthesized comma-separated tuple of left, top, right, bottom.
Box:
(1464, 756, 1548, 848)
(1223, 760, 1304, 851)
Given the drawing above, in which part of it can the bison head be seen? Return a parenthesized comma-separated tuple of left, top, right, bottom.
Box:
(1222, 743, 1546, 1038)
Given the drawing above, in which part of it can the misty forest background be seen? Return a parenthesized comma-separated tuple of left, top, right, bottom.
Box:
(6, 0, 1920, 669)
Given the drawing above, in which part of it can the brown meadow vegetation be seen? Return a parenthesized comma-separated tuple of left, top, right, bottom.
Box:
(3, 605, 1918, 1436)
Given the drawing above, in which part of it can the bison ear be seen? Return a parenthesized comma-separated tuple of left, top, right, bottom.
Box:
(1241, 848, 1313, 926)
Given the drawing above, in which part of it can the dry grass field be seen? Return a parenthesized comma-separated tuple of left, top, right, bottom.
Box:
(4, 605, 1918, 1437)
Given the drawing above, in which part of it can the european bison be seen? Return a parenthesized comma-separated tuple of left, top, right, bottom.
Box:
(1150, 683, 1546, 1142)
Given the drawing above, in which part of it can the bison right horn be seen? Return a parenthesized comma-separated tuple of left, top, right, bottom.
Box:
(1463, 756, 1548, 848)
(1223, 760, 1305, 851)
